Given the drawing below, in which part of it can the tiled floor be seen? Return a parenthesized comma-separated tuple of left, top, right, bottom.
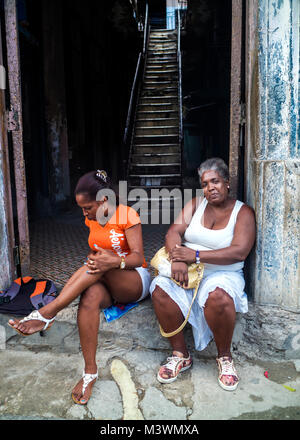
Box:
(29, 210, 170, 288)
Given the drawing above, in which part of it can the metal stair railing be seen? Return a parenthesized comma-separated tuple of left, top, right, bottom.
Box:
(124, 1, 150, 181)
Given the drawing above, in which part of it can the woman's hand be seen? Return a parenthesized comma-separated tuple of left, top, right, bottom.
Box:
(86, 245, 120, 274)
(170, 245, 196, 265)
(171, 261, 189, 287)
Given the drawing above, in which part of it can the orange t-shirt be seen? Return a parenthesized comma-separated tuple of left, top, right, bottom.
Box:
(85, 204, 147, 268)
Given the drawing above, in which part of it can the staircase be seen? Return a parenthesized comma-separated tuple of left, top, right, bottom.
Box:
(127, 28, 182, 195)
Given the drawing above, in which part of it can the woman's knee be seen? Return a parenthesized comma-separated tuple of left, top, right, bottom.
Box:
(79, 283, 112, 311)
(205, 287, 234, 313)
(152, 286, 172, 307)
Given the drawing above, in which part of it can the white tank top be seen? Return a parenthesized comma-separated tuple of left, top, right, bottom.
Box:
(183, 198, 244, 273)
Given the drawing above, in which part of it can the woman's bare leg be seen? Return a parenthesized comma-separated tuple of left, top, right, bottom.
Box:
(152, 286, 189, 357)
(9, 265, 105, 334)
(72, 281, 113, 404)
(72, 268, 143, 403)
(203, 287, 236, 358)
(204, 287, 237, 387)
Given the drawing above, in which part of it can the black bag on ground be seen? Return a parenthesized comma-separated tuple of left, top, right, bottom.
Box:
(0, 276, 58, 316)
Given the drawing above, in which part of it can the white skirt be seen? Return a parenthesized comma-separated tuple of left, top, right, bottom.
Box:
(149, 269, 248, 351)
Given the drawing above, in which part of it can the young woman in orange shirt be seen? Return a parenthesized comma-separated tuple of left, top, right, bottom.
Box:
(8, 170, 151, 404)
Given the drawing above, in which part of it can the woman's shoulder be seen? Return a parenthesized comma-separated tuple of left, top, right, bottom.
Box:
(184, 195, 205, 212)
(116, 204, 141, 227)
(235, 200, 256, 220)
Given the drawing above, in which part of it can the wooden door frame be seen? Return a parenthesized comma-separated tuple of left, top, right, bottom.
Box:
(4, 0, 30, 275)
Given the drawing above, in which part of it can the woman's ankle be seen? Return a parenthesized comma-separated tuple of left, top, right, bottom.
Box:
(39, 306, 56, 320)
(172, 349, 189, 359)
(84, 363, 98, 374)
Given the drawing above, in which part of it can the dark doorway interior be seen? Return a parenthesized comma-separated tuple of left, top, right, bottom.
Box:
(5, 0, 232, 218)
(181, 0, 232, 187)
(15, 0, 140, 219)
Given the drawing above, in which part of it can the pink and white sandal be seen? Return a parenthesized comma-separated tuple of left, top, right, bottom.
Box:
(157, 352, 192, 384)
(216, 356, 239, 391)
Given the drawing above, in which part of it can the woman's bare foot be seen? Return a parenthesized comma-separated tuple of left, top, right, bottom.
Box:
(71, 370, 98, 404)
(8, 310, 55, 335)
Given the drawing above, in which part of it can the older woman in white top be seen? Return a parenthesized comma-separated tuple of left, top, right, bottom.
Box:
(150, 157, 256, 391)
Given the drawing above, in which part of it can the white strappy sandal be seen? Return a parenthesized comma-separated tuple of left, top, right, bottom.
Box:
(72, 370, 98, 405)
(8, 310, 56, 336)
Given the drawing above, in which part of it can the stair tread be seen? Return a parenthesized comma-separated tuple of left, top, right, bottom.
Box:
(135, 134, 179, 137)
(136, 118, 178, 121)
(136, 124, 178, 127)
(141, 96, 178, 99)
(134, 144, 179, 148)
(130, 174, 181, 177)
(147, 60, 177, 63)
(137, 110, 178, 113)
(129, 185, 181, 188)
(143, 85, 177, 88)
(132, 152, 179, 156)
(144, 76, 178, 80)
(138, 103, 178, 106)
(131, 163, 181, 166)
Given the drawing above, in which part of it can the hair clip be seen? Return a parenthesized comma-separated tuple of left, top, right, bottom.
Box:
(96, 170, 107, 182)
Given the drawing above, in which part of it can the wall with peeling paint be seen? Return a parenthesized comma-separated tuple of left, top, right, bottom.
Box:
(246, 0, 300, 312)
(0, 162, 11, 290)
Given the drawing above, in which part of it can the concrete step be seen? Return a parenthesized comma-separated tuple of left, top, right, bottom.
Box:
(133, 144, 180, 154)
(149, 34, 176, 39)
(148, 51, 177, 57)
(138, 103, 178, 111)
(140, 96, 178, 104)
(150, 30, 177, 37)
(147, 57, 177, 63)
(136, 118, 178, 127)
(131, 153, 181, 164)
(137, 110, 178, 119)
(149, 40, 177, 46)
(130, 164, 181, 174)
(128, 185, 181, 190)
(147, 58, 177, 64)
(135, 126, 178, 136)
(141, 88, 178, 96)
(146, 64, 177, 70)
(141, 84, 178, 96)
(145, 69, 178, 75)
(148, 44, 177, 51)
(129, 174, 182, 188)
(142, 85, 177, 92)
(134, 133, 179, 144)
(149, 35, 176, 40)
(144, 73, 178, 81)
(148, 50, 177, 57)
(144, 77, 177, 82)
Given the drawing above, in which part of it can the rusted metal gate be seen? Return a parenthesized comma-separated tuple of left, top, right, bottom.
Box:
(229, 0, 244, 198)
(3, 0, 30, 276)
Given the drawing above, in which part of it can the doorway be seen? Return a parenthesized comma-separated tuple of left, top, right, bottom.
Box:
(1, 0, 245, 279)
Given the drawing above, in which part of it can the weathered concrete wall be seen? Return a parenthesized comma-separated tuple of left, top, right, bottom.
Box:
(246, 0, 300, 313)
(0, 159, 12, 290)
(242, 0, 300, 360)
